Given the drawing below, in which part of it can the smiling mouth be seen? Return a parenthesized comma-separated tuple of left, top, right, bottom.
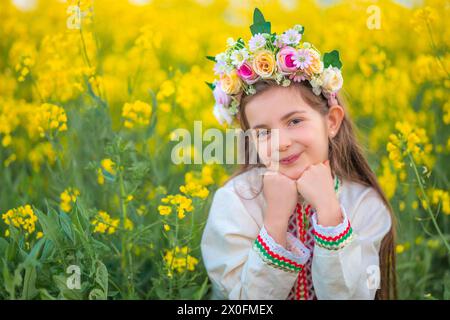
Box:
(280, 152, 302, 165)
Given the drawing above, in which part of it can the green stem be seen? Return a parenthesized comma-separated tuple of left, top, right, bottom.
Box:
(425, 22, 450, 78)
(118, 170, 132, 297)
(408, 153, 450, 254)
(77, 1, 103, 100)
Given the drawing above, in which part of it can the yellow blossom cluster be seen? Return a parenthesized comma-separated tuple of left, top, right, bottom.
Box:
(121, 100, 152, 129)
(60, 187, 80, 213)
(387, 122, 433, 170)
(159, 194, 193, 219)
(163, 246, 199, 275)
(91, 210, 119, 234)
(2, 204, 39, 237)
(179, 182, 209, 199)
(34, 103, 68, 138)
(429, 188, 450, 215)
(15, 55, 34, 82)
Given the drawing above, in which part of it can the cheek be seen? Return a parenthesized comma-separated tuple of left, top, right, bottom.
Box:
(293, 126, 328, 161)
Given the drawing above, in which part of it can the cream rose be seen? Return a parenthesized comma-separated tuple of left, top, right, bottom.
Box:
(220, 70, 242, 95)
(304, 49, 323, 76)
(252, 50, 276, 78)
(320, 66, 343, 93)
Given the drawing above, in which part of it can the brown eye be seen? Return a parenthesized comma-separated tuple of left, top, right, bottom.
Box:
(289, 118, 302, 126)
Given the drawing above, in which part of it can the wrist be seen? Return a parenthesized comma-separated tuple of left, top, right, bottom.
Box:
(315, 199, 343, 227)
(264, 210, 289, 248)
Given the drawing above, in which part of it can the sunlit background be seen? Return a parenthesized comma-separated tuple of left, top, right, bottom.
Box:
(0, 0, 449, 299)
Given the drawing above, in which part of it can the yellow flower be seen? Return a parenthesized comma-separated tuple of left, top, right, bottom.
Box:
(160, 194, 194, 219)
(91, 210, 119, 235)
(179, 182, 209, 199)
(430, 188, 450, 215)
(1, 204, 38, 236)
(122, 100, 152, 129)
(137, 205, 146, 216)
(60, 187, 80, 213)
(157, 80, 175, 101)
(396, 244, 406, 254)
(97, 168, 105, 185)
(163, 224, 170, 231)
(427, 239, 440, 249)
(35, 103, 68, 138)
(158, 205, 172, 216)
(101, 158, 116, 175)
(220, 70, 242, 95)
(252, 49, 276, 78)
(124, 218, 134, 231)
(163, 246, 199, 273)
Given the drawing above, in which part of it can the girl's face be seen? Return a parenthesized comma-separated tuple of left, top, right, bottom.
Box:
(245, 85, 342, 180)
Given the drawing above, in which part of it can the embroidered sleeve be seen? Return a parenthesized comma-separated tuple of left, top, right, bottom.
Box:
(311, 204, 354, 250)
(253, 225, 310, 273)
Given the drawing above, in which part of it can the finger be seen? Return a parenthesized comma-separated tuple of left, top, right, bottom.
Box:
(299, 164, 311, 178)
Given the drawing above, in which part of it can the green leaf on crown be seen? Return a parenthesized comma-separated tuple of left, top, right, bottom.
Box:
(323, 50, 343, 69)
(205, 56, 216, 62)
(250, 8, 271, 36)
(205, 81, 216, 91)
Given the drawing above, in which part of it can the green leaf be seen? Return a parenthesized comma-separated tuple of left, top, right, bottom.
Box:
(24, 237, 46, 266)
(0, 237, 8, 256)
(250, 8, 271, 36)
(53, 274, 83, 300)
(39, 239, 55, 262)
(39, 288, 57, 300)
(59, 211, 75, 244)
(2, 259, 20, 298)
(35, 207, 64, 248)
(21, 266, 38, 299)
(95, 260, 108, 294)
(193, 276, 210, 300)
(323, 50, 343, 69)
(444, 272, 450, 300)
(89, 288, 106, 300)
(205, 81, 216, 91)
(205, 56, 216, 62)
(146, 89, 158, 138)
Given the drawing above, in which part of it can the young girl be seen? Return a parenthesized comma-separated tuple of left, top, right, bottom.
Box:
(201, 11, 396, 300)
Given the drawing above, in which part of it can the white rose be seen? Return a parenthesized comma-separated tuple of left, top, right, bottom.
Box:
(320, 66, 343, 93)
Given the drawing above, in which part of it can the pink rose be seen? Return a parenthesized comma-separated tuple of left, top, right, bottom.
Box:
(276, 46, 298, 74)
(213, 83, 231, 106)
(237, 62, 259, 84)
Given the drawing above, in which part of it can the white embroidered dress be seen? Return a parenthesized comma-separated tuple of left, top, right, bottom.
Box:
(201, 167, 391, 300)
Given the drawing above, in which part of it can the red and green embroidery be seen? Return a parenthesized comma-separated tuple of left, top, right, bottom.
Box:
(254, 234, 304, 273)
(312, 219, 353, 250)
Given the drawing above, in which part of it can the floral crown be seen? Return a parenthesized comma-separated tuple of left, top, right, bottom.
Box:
(206, 8, 344, 126)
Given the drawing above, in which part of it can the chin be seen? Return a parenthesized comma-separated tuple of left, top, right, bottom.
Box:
(279, 166, 304, 180)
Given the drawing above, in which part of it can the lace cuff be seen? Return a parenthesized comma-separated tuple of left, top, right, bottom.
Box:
(311, 204, 354, 250)
(253, 225, 310, 273)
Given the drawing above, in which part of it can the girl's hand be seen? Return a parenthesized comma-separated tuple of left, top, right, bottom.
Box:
(262, 161, 298, 248)
(263, 161, 298, 222)
(296, 160, 343, 227)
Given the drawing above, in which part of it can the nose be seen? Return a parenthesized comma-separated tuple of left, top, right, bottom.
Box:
(275, 128, 291, 151)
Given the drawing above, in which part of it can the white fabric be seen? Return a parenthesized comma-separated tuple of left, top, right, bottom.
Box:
(200, 166, 392, 300)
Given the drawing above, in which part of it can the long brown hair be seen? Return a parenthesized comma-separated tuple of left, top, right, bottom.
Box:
(224, 80, 397, 300)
